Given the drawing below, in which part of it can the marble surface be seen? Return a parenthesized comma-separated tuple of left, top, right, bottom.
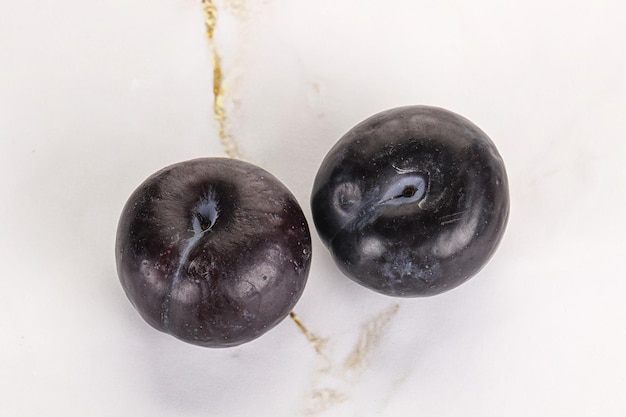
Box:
(2, 0, 626, 415)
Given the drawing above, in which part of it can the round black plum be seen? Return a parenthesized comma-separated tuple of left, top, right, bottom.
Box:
(311, 106, 509, 297)
(116, 158, 312, 347)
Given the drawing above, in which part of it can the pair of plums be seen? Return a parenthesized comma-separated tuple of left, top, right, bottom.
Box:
(116, 106, 510, 347)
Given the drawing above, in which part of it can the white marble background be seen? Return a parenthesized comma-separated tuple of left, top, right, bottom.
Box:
(1, 0, 625, 416)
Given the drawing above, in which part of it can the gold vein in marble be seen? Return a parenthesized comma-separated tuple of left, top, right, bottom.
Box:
(344, 303, 400, 371)
(307, 389, 348, 415)
(289, 311, 326, 355)
(301, 304, 401, 415)
(202, 0, 240, 159)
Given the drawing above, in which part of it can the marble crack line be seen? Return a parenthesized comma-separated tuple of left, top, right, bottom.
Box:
(201, 0, 241, 159)
(301, 303, 401, 416)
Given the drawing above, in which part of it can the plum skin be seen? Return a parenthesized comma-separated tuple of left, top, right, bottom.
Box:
(311, 106, 509, 297)
(116, 158, 312, 347)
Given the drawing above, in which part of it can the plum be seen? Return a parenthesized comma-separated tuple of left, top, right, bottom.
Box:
(116, 158, 312, 347)
(311, 106, 509, 297)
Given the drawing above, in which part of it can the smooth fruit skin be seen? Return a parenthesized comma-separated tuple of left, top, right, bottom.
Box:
(116, 158, 312, 347)
(311, 106, 509, 297)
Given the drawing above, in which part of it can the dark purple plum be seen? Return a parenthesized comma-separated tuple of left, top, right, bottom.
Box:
(311, 106, 509, 297)
(116, 158, 312, 347)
